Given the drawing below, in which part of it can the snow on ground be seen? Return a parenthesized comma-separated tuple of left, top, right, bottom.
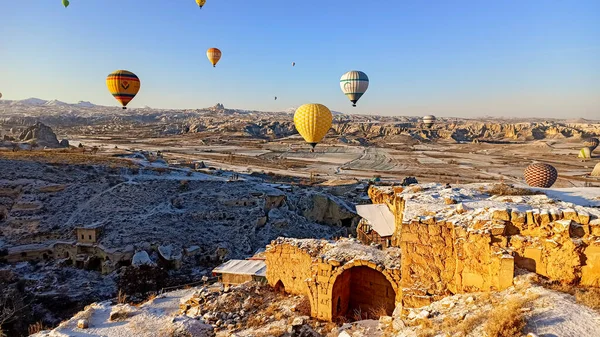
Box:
(384, 183, 600, 226)
(526, 287, 600, 337)
(32, 288, 199, 337)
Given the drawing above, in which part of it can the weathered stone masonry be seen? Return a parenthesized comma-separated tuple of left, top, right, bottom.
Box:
(266, 184, 600, 321)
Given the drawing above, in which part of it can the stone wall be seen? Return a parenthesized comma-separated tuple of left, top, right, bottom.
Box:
(386, 189, 600, 308)
(265, 243, 314, 295)
(265, 240, 401, 321)
(266, 185, 600, 321)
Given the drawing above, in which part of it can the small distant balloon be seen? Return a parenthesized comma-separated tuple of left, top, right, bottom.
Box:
(579, 147, 592, 160)
(195, 0, 206, 8)
(207, 48, 222, 67)
(0, 92, 2, 99)
(292, 62, 295, 67)
(274, 96, 277, 101)
(62, 0, 69, 8)
(423, 115, 436, 128)
(340, 70, 369, 107)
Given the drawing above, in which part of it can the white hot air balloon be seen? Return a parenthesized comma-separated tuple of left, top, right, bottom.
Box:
(340, 70, 369, 107)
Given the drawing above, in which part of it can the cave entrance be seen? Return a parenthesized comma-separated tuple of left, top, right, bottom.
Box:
(274, 280, 286, 294)
(331, 266, 396, 322)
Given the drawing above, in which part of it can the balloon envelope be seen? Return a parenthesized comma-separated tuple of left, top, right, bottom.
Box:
(524, 163, 557, 188)
(423, 115, 436, 128)
(62, 0, 69, 8)
(293, 103, 332, 149)
(106, 70, 141, 109)
(0, 92, 2, 99)
(196, 0, 206, 7)
(579, 147, 592, 159)
(340, 71, 369, 107)
(207, 48, 222, 67)
(292, 62, 295, 67)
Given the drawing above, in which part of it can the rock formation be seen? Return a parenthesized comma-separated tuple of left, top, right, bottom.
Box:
(16, 122, 61, 147)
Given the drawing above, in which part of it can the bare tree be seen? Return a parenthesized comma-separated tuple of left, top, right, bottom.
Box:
(0, 287, 28, 336)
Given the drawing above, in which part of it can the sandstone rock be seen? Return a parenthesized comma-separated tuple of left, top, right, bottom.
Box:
(172, 316, 215, 337)
(109, 304, 137, 321)
(17, 122, 60, 147)
(77, 319, 88, 329)
(298, 192, 358, 227)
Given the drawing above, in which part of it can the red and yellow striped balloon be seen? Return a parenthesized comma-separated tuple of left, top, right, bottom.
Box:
(106, 70, 140, 109)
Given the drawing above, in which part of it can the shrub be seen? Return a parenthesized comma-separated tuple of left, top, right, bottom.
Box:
(484, 298, 526, 337)
(487, 183, 543, 196)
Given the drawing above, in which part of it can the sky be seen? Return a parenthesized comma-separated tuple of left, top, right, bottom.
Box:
(1, 0, 599, 118)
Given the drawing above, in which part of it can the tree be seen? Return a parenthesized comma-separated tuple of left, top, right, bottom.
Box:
(117, 265, 168, 299)
(0, 286, 28, 336)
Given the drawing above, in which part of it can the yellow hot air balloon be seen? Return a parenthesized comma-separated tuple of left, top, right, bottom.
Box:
(207, 48, 222, 67)
(293, 103, 332, 152)
(106, 70, 140, 109)
(195, 0, 206, 8)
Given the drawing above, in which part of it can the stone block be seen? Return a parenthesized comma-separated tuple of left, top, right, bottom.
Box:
(581, 245, 600, 287)
(492, 209, 510, 221)
(511, 210, 526, 224)
(578, 211, 591, 225)
(461, 272, 484, 290)
(563, 209, 579, 222)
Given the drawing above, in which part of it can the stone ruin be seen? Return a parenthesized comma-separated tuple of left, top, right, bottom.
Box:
(265, 183, 600, 321)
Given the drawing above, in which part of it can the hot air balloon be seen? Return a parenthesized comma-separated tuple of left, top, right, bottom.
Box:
(195, 0, 206, 8)
(591, 162, 600, 177)
(340, 70, 369, 107)
(106, 70, 140, 109)
(0, 92, 2, 99)
(579, 147, 592, 160)
(274, 96, 277, 101)
(207, 48, 221, 67)
(423, 115, 436, 128)
(293, 103, 332, 152)
(524, 163, 558, 188)
(292, 62, 295, 67)
(584, 137, 599, 152)
(62, 0, 69, 8)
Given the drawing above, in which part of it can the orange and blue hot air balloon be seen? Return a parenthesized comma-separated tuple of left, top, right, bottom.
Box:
(106, 70, 140, 109)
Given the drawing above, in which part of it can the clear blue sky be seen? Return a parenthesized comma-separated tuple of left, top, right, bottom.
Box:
(1, 0, 599, 118)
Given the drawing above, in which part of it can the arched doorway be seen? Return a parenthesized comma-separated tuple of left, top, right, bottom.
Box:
(331, 266, 396, 321)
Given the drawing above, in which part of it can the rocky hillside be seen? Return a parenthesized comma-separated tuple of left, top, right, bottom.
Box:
(2, 100, 599, 144)
(0, 158, 358, 262)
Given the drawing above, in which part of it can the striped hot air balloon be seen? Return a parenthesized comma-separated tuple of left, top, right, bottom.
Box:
(207, 48, 222, 67)
(293, 103, 332, 152)
(584, 137, 599, 152)
(423, 115, 436, 128)
(524, 163, 557, 188)
(579, 147, 592, 160)
(340, 71, 369, 107)
(106, 70, 140, 109)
